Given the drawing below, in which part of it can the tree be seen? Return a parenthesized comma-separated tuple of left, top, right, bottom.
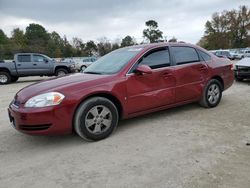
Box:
(97, 37, 112, 56)
(199, 5, 250, 49)
(85, 41, 97, 56)
(143, 20, 163, 43)
(0, 29, 8, 44)
(25, 23, 49, 53)
(0, 29, 13, 59)
(121, 35, 135, 47)
(47, 31, 64, 57)
(168, 37, 177, 42)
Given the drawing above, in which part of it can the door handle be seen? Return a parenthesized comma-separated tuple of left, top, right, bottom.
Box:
(17, 64, 21, 66)
(33, 63, 37, 66)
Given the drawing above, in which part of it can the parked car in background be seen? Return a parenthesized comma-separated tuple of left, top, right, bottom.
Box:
(214, 50, 234, 60)
(234, 57, 250, 81)
(242, 49, 250, 58)
(0, 53, 76, 84)
(8, 43, 234, 141)
(75, 57, 97, 71)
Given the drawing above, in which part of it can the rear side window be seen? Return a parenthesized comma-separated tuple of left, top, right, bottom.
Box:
(18, 55, 31, 62)
(198, 50, 211, 61)
(172, 47, 199, 65)
(140, 48, 170, 69)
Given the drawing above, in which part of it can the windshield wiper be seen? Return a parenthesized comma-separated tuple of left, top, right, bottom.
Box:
(84, 71, 102, 75)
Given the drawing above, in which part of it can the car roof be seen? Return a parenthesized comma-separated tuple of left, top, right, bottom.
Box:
(124, 42, 201, 51)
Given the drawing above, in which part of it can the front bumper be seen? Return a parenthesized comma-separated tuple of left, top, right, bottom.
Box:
(8, 101, 74, 136)
(234, 68, 250, 78)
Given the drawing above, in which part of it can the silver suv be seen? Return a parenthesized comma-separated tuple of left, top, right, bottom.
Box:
(75, 57, 97, 71)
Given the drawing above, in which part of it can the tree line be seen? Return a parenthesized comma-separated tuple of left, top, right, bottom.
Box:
(0, 5, 249, 59)
(198, 5, 250, 50)
(0, 20, 171, 60)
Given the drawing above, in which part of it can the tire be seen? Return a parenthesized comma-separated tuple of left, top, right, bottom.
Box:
(11, 76, 19, 82)
(74, 97, 119, 141)
(0, 71, 11, 84)
(55, 68, 68, 76)
(235, 77, 243, 82)
(199, 79, 223, 108)
(80, 65, 87, 72)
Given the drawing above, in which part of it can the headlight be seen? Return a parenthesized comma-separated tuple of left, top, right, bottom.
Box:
(24, 92, 65, 108)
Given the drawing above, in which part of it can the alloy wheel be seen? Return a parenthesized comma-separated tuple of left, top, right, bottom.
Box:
(85, 105, 112, 135)
(207, 84, 220, 104)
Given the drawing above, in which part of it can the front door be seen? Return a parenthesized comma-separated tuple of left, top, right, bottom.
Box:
(126, 47, 176, 114)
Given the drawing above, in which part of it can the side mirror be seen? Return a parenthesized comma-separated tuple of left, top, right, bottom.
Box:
(45, 59, 49, 63)
(135, 65, 152, 74)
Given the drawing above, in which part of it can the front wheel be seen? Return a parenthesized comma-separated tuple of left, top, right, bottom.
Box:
(55, 68, 68, 76)
(74, 97, 119, 141)
(80, 65, 87, 72)
(199, 79, 222, 108)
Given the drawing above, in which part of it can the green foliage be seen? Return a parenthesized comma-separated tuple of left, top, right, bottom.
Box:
(168, 37, 177, 42)
(143, 20, 163, 43)
(199, 5, 250, 49)
(121, 35, 135, 47)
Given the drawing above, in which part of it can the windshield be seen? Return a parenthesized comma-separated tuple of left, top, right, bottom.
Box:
(84, 47, 142, 74)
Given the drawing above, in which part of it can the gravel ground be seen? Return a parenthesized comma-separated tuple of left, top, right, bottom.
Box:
(0, 76, 250, 188)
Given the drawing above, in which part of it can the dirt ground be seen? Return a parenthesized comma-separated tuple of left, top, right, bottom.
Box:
(0, 76, 250, 188)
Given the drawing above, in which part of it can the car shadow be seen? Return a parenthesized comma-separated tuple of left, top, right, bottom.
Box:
(117, 103, 199, 133)
(2, 102, 199, 150)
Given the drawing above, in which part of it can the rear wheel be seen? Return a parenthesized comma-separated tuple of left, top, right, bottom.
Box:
(199, 79, 222, 108)
(74, 97, 119, 141)
(0, 71, 11, 84)
(55, 68, 68, 76)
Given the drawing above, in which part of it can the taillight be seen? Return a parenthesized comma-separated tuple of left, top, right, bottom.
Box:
(230, 64, 234, 70)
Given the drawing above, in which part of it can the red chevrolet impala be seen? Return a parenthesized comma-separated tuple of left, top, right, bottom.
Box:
(8, 43, 234, 141)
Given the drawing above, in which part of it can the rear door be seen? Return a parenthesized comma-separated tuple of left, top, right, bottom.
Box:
(16, 54, 34, 76)
(126, 47, 176, 114)
(170, 46, 208, 103)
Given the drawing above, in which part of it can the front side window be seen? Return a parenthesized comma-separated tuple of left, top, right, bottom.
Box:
(18, 55, 31, 62)
(140, 48, 170, 69)
(33, 55, 46, 62)
(172, 47, 199, 65)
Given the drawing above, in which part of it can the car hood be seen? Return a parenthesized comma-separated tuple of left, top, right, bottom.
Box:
(16, 73, 111, 103)
(235, 57, 250, 67)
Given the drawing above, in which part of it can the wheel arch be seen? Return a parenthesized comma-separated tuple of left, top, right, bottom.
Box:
(55, 66, 70, 73)
(0, 68, 11, 74)
(72, 92, 124, 129)
(210, 75, 224, 90)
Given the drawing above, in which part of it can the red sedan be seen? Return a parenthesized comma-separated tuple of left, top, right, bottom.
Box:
(8, 43, 234, 141)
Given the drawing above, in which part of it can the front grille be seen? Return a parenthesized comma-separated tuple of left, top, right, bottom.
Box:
(19, 124, 52, 131)
(236, 66, 250, 72)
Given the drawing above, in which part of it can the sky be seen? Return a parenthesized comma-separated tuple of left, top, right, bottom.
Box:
(0, 0, 249, 44)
